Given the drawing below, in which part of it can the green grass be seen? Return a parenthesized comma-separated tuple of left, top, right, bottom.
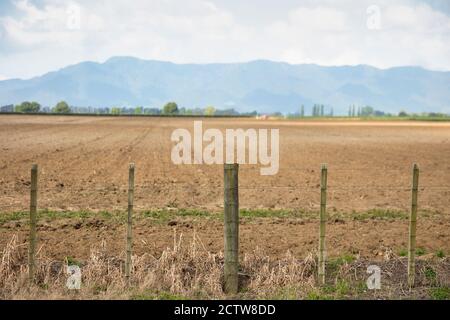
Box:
(436, 250, 445, 258)
(65, 256, 82, 267)
(240, 208, 290, 218)
(406, 116, 450, 122)
(351, 209, 409, 221)
(240, 209, 314, 219)
(283, 116, 450, 122)
(0, 208, 440, 226)
(429, 287, 450, 300)
(398, 248, 427, 257)
(269, 286, 299, 300)
(424, 266, 437, 284)
(0, 209, 96, 223)
(130, 290, 188, 300)
(327, 254, 357, 276)
(0, 211, 28, 224)
(416, 247, 426, 256)
(329, 254, 356, 267)
(334, 280, 352, 297)
(305, 290, 335, 300)
(305, 280, 357, 300)
(41, 209, 92, 220)
(355, 281, 369, 294)
(141, 208, 211, 224)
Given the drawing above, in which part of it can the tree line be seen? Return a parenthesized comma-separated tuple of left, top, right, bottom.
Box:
(13, 101, 70, 113)
(9, 101, 257, 116)
(5, 100, 449, 118)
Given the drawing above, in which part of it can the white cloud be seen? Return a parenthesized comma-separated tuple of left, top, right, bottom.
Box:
(0, 0, 256, 78)
(263, 1, 450, 70)
(0, 0, 449, 79)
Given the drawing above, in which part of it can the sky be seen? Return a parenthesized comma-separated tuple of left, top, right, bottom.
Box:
(0, 0, 449, 80)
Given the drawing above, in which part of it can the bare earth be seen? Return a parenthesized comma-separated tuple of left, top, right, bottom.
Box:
(0, 115, 449, 260)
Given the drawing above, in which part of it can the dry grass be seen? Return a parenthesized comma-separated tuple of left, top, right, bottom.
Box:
(0, 232, 448, 300)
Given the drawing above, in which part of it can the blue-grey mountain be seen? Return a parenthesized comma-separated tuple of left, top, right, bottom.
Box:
(0, 57, 449, 114)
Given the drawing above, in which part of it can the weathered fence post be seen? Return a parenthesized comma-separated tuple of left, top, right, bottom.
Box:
(408, 164, 419, 288)
(318, 164, 328, 285)
(29, 164, 38, 285)
(223, 163, 239, 294)
(125, 163, 135, 284)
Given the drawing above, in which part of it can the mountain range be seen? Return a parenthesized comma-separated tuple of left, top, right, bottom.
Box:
(0, 56, 449, 114)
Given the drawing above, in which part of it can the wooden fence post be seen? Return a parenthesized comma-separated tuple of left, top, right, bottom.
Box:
(408, 164, 419, 288)
(223, 163, 239, 294)
(125, 163, 135, 284)
(318, 164, 328, 285)
(29, 164, 38, 285)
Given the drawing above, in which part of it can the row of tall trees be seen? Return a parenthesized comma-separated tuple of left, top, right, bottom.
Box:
(293, 104, 333, 117)
(348, 105, 387, 117)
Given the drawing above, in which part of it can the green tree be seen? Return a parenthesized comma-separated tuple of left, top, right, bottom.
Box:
(111, 107, 121, 115)
(134, 106, 143, 115)
(360, 106, 374, 116)
(300, 105, 305, 117)
(163, 102, 179, 114)
(204, 106, 216, 116)
(15, 101, 41, 113)
(53, 101, 71, 113)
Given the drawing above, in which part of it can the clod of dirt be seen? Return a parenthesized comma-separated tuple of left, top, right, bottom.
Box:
(85, 220, 105, 229)
(168, 221, 177, 226)
(74, 222, 83, 229)
(2, 221, 22, 229)
(182, 222, 193, 229)
(39, 223, 56, 231)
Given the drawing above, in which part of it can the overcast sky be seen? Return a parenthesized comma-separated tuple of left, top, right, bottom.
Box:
(0, 0, 449, 80)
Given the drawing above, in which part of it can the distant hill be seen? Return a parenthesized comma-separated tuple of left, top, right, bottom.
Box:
(1, 57, 449, 114)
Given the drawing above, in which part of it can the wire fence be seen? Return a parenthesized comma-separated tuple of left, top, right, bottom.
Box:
(0, 162, 449, 291)
(1, 163, 450, 217)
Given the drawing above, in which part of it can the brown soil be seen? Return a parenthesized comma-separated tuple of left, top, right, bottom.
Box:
(0, 115, 449, 261)
(0, 214, 449, 262)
